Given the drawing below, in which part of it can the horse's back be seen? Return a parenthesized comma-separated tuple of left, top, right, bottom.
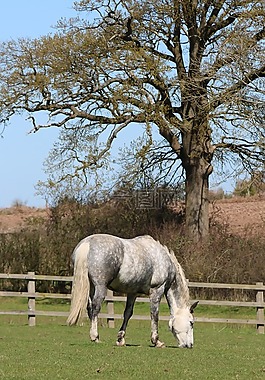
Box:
(86, 234, 154, 293)
(75, 234, 175, 294)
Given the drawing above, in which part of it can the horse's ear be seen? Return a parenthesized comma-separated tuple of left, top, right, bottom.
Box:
(190, 301, 199, 313)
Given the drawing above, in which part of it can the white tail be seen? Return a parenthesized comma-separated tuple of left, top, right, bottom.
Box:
(67, 241, 90, 326)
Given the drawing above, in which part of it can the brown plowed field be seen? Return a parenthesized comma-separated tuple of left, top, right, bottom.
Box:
(0, 197, 264, 236)
(0, 206, 48, 234)
(210, 196, 265, 236)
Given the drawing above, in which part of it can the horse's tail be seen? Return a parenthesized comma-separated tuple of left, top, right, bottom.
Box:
(67, 241, 90, 326)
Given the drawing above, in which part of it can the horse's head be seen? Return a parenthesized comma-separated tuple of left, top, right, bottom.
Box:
(169, 301, 198, 348)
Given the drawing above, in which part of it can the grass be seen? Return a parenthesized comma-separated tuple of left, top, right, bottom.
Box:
(0, 298, 264, 379)
(0, 320, 264, 380)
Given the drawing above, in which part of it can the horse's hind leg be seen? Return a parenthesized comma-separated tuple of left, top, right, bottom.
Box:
(116, 294, 137, 346)
(150, 287, 165, 348)
(88, 284, 107, 342)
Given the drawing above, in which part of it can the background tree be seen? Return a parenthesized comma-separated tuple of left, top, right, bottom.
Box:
(0, 0, 264, 241)
(233, 170, 265, 196)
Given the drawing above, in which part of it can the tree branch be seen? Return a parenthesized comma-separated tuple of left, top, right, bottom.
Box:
(211, 64, 265, 110)
(167, 0, 187, 80)
(202, 1, 238, 41)
(205, 26, 265, 83)
(214, 136, 265, 162)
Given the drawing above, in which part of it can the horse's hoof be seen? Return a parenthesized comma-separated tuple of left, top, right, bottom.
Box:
(155, 341, 165, 348)
(116, 338, 126, 346)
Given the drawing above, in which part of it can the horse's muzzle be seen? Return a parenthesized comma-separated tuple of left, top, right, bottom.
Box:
(179, 343, 193, 349)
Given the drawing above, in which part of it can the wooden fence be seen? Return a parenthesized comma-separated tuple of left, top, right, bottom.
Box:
(0, 272, 264, 334)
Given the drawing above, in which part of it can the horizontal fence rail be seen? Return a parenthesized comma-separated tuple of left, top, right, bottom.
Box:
(0, 272, 264, 333)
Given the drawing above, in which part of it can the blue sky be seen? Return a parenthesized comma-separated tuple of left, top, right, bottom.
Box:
(0, 0, 75, 207)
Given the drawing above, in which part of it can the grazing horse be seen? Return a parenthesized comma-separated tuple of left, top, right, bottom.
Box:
(67, 234, 198, 348)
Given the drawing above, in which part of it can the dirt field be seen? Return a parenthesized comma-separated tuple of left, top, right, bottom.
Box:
(0, 206, 48, 234)
(210, 196, 265, 236)
(0, 196, 264, 235)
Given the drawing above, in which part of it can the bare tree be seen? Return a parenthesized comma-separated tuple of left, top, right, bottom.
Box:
(0, 0, 264, 241)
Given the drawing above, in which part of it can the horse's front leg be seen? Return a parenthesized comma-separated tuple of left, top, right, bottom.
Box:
(116, 294, 137, 346)
(87, 284, 106, 343)
(150, 287, 165, 348)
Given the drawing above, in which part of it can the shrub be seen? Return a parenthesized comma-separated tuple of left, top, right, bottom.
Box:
(0, 197, 264, 295)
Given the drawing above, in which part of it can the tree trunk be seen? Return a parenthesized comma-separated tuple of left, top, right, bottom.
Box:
(185, 159, 211, 242)
(180, 115, 213, 242)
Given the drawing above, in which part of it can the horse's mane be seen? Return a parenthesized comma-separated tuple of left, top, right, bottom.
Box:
(139, 237, 190, 306)
(164, 246, 190, 306)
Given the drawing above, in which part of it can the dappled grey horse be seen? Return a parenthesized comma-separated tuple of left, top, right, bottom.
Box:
(67, 234, 198, 348)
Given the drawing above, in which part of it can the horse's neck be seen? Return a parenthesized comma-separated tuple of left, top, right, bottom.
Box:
(167, 271, 190, 313)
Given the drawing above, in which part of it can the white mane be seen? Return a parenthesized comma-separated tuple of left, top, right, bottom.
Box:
(166, 247, 190, 306)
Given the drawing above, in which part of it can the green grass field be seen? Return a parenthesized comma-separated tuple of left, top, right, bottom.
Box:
(0, 298, 264, 380)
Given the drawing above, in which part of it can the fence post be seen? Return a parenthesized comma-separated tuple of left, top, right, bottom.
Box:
(256, 282, 264, 334)
(107, 289, 115, 328)
(27, 271, 36, 327)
